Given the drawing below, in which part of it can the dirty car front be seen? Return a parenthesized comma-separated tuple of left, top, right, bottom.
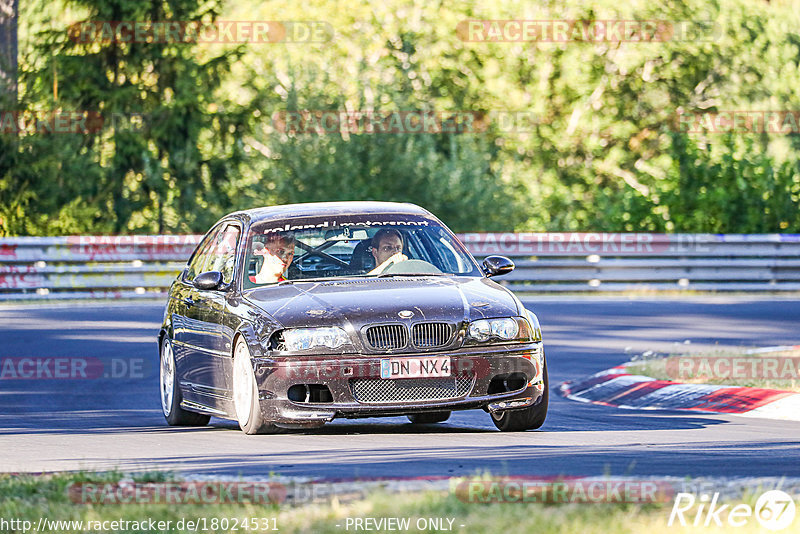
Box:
(158, 202, 548, 434)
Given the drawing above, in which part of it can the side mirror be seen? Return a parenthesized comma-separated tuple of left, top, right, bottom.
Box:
(193, 271, 223, 290)
(482, 255, 515, 277)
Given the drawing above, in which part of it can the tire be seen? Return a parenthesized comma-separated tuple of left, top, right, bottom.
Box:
(160, 336, 210, 427)
(490, 355, 549, 432)
(407, 411, 451, 424)
(232, 337, 283, 435)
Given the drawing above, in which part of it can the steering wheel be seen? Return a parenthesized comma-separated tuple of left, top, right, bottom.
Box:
(379, 259, 443, 275)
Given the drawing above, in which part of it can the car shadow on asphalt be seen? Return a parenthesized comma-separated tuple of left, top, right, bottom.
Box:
(0, 380, 746, 436)
(0, 407, 733, 435)
(65, 439, 800, 479)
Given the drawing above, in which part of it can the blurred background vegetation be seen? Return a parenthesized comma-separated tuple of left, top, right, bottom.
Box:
(1, 0, 799, 235)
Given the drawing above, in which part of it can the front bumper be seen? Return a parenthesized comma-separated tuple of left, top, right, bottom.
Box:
(251, 342, 545, 428)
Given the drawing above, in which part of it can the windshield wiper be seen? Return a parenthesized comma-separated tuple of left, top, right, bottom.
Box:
(288, 276, 355, 282)
(376, 272, 449, 278)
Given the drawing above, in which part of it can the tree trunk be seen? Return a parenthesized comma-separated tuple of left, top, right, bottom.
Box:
(0, 0, 18, 104)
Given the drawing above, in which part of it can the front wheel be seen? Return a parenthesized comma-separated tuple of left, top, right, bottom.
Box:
(232, 337, 283, 435)
(160, 336, 210, 427)
(490, 356, 548, 432)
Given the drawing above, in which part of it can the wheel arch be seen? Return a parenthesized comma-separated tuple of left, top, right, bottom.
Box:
(232, 321, 266, 359)
(158, 313, 176, 354)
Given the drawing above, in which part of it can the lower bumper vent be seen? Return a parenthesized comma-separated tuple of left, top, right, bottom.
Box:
(350, 376, 473, 404)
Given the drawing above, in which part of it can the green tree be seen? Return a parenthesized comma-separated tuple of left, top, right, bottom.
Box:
(1, 0, 251, 235)
(4, 0, 800, 235)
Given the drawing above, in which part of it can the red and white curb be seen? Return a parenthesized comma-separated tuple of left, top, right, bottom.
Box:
(559, 345, 800, 422)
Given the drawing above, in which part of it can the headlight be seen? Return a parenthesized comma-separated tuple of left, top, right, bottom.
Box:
(468, 320, 492, 342)
(491, 317, 520, 339)
(282, 327, 349, 351)
(467, 317, 526, 343)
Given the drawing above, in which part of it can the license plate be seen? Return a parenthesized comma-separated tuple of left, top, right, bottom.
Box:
(380, 357, 451, 379)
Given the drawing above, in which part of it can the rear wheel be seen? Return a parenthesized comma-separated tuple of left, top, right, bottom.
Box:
(160, 336, 210, 426)
(407, 411, 451, 424)
(490, 356, 548, 432)
(232, 337, 283, 435)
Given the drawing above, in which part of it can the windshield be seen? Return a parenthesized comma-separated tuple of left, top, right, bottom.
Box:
(242, 214, 480, 287)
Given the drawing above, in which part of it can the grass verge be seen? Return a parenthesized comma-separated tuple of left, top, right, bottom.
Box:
(0, 472, 787, 534)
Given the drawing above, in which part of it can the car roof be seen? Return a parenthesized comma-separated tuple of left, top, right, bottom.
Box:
(230, 201, 437, 224)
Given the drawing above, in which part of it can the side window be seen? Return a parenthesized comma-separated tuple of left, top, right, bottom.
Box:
(203, 224, 241, 285)
(185, 226, 223, 282)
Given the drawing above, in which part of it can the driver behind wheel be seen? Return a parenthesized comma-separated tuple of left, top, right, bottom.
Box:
(251, 232, 296, 284)
(367, 229, 407, 275)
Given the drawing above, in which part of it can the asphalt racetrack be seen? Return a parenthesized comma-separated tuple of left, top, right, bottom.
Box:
(2, 297, 799, 479)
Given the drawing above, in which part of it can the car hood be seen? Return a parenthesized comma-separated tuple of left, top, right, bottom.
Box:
(243, 276, 522, 329)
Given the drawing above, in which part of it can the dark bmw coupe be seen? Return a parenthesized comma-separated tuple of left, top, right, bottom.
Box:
(158, 202, 548, 433)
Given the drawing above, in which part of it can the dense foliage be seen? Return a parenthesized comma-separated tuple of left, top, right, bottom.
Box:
(1, 0, 799, 235)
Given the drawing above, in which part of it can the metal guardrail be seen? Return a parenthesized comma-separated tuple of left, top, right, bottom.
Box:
(1, 233, 799, 300)
(0, 236, 202, 300)
(459, 233, 800, 293)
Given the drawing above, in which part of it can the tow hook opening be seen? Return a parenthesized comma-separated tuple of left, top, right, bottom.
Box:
(287, 384, 334, 403)
(487, 372, 528, 395)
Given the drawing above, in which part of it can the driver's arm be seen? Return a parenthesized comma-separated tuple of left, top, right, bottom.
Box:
(366, 252, 408, 275)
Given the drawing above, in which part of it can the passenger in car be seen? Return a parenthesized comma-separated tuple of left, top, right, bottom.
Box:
(251, 232, 296, 284)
